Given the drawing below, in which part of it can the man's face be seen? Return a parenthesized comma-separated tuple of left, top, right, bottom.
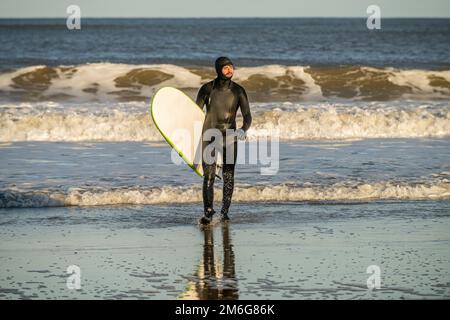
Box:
(221, 64, 234, 78)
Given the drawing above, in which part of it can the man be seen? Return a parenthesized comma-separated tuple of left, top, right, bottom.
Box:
(196, 56, 252, 224)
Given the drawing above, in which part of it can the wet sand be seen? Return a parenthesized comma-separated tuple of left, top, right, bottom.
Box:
(1, 201, 449, 299)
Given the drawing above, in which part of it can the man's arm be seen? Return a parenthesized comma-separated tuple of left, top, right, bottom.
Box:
(196, 83, 209, 111)
(239, 87, 252, 132)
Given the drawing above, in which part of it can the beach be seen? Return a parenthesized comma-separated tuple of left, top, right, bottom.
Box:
(1, 201, 449, 299)
(0, 17, 449, 300)
(1, 139, 450, 299)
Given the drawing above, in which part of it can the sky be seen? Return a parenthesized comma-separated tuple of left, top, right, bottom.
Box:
(0, 0, 449, 18)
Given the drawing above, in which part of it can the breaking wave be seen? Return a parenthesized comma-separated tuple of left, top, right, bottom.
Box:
(0, 63, 450, 102)
(1, 181, 449, 208)
(0, 102, 449, 141)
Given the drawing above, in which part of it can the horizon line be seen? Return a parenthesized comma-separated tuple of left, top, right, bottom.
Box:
(1, 16, 450, 19)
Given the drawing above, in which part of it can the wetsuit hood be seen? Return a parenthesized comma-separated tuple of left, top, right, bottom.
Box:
(214, 56, 234, 86)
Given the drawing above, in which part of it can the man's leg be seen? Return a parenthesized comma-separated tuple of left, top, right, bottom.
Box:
(221, 163, 235, 221)
(202, 161, 216, 216)
(220, 133, 238, 221)
(201, 137, 217, 224)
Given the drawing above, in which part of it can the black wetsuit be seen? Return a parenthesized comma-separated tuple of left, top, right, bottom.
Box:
(196, 57, 252, 218)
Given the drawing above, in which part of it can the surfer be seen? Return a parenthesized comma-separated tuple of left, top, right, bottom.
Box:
(196, 57, 252, 224)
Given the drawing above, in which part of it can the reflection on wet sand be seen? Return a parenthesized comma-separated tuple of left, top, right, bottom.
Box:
(179, 223, 238, 300)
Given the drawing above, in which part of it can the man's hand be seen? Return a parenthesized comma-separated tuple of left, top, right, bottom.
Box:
(236, 128, 247, 141)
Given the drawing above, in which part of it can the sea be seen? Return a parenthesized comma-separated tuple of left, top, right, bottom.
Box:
(0, 18, 449, 299)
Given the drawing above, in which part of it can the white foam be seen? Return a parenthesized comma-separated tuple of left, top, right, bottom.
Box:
(364, 67, 450, 99)
(0, 103, 160, 142)
(247, 103, 450, 140)
(1, 101, 449, 142)
(1, 181, 449, 208)
(0, 63, 203, 102)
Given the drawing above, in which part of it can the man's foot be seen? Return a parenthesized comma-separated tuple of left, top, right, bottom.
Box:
(220, 212, 230, 222)
(199, 208, 215, 225)
(199, 216, 211, 225)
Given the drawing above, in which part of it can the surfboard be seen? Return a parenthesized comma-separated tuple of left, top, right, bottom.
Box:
(150, 87, 223, 178)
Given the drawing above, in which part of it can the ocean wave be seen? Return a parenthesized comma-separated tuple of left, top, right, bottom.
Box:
(0, 63, 449, 102)
(0, 102, 448, 141)
(1, 181, 449, 208)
